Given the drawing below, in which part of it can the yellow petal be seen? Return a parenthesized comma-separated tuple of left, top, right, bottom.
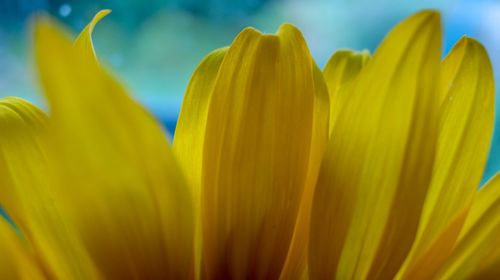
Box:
(309, 10, 441, 279)
(0, 218, 45, 280)
(34, 13, 194, 279)
(322, 50, 369, 132)
(173, 47, 227, 279)
(280, 62, 330, 280)
(0, 97, 98, 279)
(0, 97, 48, 220)
(200, 24, 328, 279)
(398, 37, 495, 279)
(435, 173, 500, 279)
(73, 9, 111, 60)
(0, 97, 45, 279)
(174, 47, 227, 195)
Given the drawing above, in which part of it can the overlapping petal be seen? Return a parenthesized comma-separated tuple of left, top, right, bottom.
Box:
(398, 37, 495, 280)
(174, 24, 329, 278)
(0, 97, 97, 279)
(310, 11, 442, 279)
(436, 173, 500, 279)
(323, 50, 369, 132)
(0, 8, 496, 280)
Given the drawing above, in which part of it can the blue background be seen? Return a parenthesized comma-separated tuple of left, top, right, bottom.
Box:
(0, 0, 499, 187)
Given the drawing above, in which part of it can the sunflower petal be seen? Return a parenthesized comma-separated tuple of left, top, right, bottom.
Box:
(434, 173, 500, 279)
(0, 97, 98, 279)
(280, 63, 330, 280)
(397, 37, 495, 279)
(309, 11, 441, 279)
(73, 9, 110, 60)
(174, 47, 227, 197)
(0, 218, 45, 279)
(34, 14, 193, 278)
(323, 50, 369, 132)
(200, 24, 328, 279)
(173, 48, 227, 279)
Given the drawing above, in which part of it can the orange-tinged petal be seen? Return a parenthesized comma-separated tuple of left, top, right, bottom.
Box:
(435, 173, 500, 279)
(34, 13, 194, 279)
(0, 218, 45, 280)
(398, 37, 495, 279)
(309, 10, 441, 279)
(200, 24, 328, 279)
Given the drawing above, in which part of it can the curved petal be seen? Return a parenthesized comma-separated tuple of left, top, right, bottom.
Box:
(173, 47, 227, 278)
(309, 10, 442, 279)
(0, 97, 98, 279)
(34, 13, 193, 279)
(323, 50, 369, 132)
(398, 37, 495, 279)
(73, 9, 110, 60)
(174, 47, 227, 196)
(200, 24, 328, 279)
(434, 173, 500, 279)
(280, 63, 329, 280)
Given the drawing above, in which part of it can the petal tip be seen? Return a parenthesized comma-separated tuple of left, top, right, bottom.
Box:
(277, 22, 302, 37)
(408, 10, 441, 32)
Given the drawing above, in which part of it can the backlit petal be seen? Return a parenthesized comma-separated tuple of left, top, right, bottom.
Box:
(309, 11, 441, 279)
(200, 24, 328, 279)
(323, 50, 369, 132)
(34, 13, 193, 279)
(398, 37, 495, 279)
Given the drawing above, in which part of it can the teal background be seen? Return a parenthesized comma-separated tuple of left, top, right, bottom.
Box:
(0, 0, 499, 191)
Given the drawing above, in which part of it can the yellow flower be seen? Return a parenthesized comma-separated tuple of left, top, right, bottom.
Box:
(0, 9, 498, 280)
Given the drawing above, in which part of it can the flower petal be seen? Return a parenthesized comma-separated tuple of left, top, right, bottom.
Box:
(173, 48, 227, 278)
(323, 50, 369, 132)
(174, 47, 227, 196)
(0, 218, 45, 279)
(73, 9, 110, 60)
(34, 14, 194, 278)
(309, 11, 441, 279)
(398, 37, 495, 279)
(0, 97, 98, 279)
(435, 173, 500, 279)
(280, 62, 330, 280)
(200, 24, 328, 279)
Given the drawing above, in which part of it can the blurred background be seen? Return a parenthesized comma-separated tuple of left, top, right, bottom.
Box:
(0, 0, 499, 182)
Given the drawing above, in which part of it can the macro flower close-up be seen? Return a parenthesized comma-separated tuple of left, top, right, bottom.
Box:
(0, 1, 499, 279)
